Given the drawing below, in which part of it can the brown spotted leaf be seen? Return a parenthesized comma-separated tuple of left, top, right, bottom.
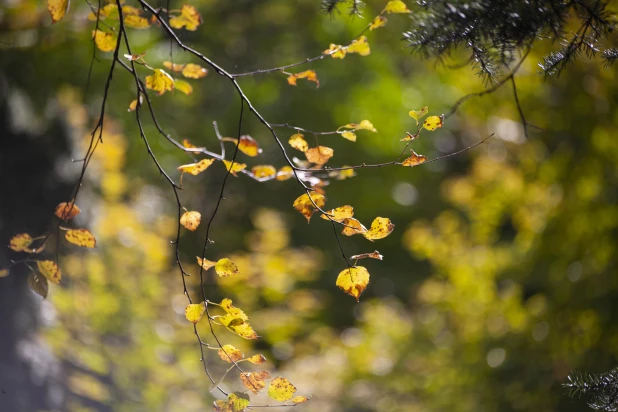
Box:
(37, 260, 61, 284)
(236, 135, 262, 157)
(289, 134, 308, 152)
(287, 70, 319, 87)
(268, 377, 297, 402)
(293, 193, 326, 222)
(247, 354, 266, 364)
(55, 202, 81, 220)
(215, 258, 239, 277)
(222, 160, 247, 176)
(363, 217, 395, 241)
(336, 266, 370, 301)
(180, 211, 201, 231)
(178, 158, 215, 176)
(240, 371, 270, 395)
(402, 150, 427, 166)
(65, 229, 96, 248)
(9, 233, 33, 252)
(320, 205, 354, 223)
(48, 0, 70, 23)
(341, 218, 368, 236)
(217, 344, 244, 363)
(422, 115, 443, 131)
(369, 15, 388, 30)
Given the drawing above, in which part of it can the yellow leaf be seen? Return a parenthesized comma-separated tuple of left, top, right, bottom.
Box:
(177, 158, 214, 175)
(293, 193, 326, 222)
(55, 201, 81, 220)
(169, 4, 202, 31)
(241, 371, 270, 395)
(9, 233, 33, 252)
(181, 63, 208, 79)
(101, 3, 119, 19)
(217, 344, 244, 363)
(220, 298, 248, 320)
(336, 266, 370, 301)
(369, 15, 388, 30)
(341, 218, 368, 236)
(276, 166, 294, 181)
(409, 106, 428, 124)
(174, 79, 193, 95)
(357, 119, 377, 132)
(237, 135, 262, 157)
(289, 134, 308, 152)
(320, 205, 354, 222)
(329, 168, 356, 180)
(385, 0, 411, 13)
(48, 0, 69, 23)
(268, 377, 297, 402)
(197, 256, 217, 270)
(215, 258, 239, 277)
(400, 131, 419, 142)
(347, 36, 370, 56)
(92, 30, 117, 53)
(364, 217, 395, 240)
(423, 115, 443, 131)
(222, 160, 247, 176)
(286, 70, 319, 87)
(122, 5, 141, 15)
(222, 318, 258, 339)
(292, 396, 309, 404)
(251, 165, 277, 179)
(37, 260, 61, 285)
(402, 149, 427, 166)
(28, 272, 48, 299)
(0, 268, 9, 278)
(124, 14, 150, 29)
(182, 138, 200, 149)
(185, 302, 205, 324)
(145, 69, 175, 96)
(341, 131, 356, 142)
(305, 146, 334, 165)
(180, 211, 201, 231)
(65, 229, 96, 248)
(214, 393, 250, 412)
(247, 354, 266, 364)
(163, 61, 185, 72)
(324, 43, 346, 59)
(350, 250, 383, 261)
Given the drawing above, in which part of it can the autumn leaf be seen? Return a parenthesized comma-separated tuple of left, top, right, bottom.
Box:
(65, 229, 96, 248)
(324, 43, 346, 59)
(222, 160, 247, 176)
(182, 138, 202, 149)
(251, 165, 277, 179)
(241, 371, 270, 394)
(336, 266, 370, 301)
(215, 258, 239, 277)
(287, 70, 319, 87)
(289, 134, 308, 152)
(121, 5, 141, 15)
(181, 63, 208, 79)
(329, 168, 356, 180)
(214, 393, 250, 412)
(402, 150, 427, 166)
(276, 166, 294, 181)
(124, 52, 146, 61)
(180, 211, 201, 231)
(145, 69, 175, 96)
(169, 4, 202, 31)
(163, 61, 185, 72)
(320, 205, 354, 222)
(293, 193, 326, 222)
(341, 218, 368, 236)
(196, 256, 217, 270)
(92, 30, 117, 53)
(347, 36, 370, 56)
(268, 377, 297, 402)
(222, 318, 258, 339)
(220, 298, 248, 320)
(55, 201, 81, 220)
(128, 97, 141, 112)
(0, 268, 9, 278)
(400, 131, 419, 142)
(364, 217, 395, 240)
(177, 158, 215, 175)
(124, 14, 150, 29)
(409, 106, 428, 125)
(350, 250, 383, 261)
(423, 115, 444, 131)
(385, 0, 412, 13)
(247, 354, 266, 364)
(218, 345, 244, 363)
(236, 135, 262, 157)
(369, 15, 388, 30)
(341, 131, 356, 142)
(37, 260, 61, 284)
(185, 302, 205, 323)
(9, 233, 33, 252)
(292, 396, 309, 404)
(28, 272, 48, 299)
(174, 79, 193, 95)
(357, 119, 378, 132)
(305, 146, 334, 165)
(48, 0, 69, 23)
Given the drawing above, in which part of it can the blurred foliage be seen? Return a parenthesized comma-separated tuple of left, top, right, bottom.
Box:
(1, 0, 618, 411)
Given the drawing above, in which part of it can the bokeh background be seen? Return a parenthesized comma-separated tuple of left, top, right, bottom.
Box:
(1, 0, 617, 411)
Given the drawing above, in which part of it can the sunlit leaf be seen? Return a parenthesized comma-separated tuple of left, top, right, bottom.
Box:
(163, 61, 185, 72)
(48, 0, 69, 23)
(357, 119, 377, 132)
(124, 14, 150, 29)
(222, 317, 258, 339)
(241, 371, 270, 394)
(423, 115, 443, 131)
(276, 166, 294, 181)
(289, 134, 308, 152)
(177, 158, 215, 175)
(341, 218, 368, 236)
(182, 63, 208, 79)
(28, 272, 48, 299)
(363, 217, 395, 240)
(218, 344, 244, 363)
(400, 131, 419, 142)
(196, 256, 217, 270)
(122, 5, 141, 15)
(9, 233, 33, 252)
(268, 377, 297, 402)
(251, 165, 277, 179)
(385, 0, 411, 13)
(287, 70, 319, 87)
(174, 79, 193, 95)
(0, 268, 9, 278)
(37, 260, 61, 285)
(409, 106, 428, 124)
(215, 392, 249, 412)
(324, 43, 346, 59)
(185, 302, 205, 324)
(347, 36, 370, 56)
(222, 160, 247, 176)
(237, 135, 262, 157)
(329, 168, 356, 180)
(169, 4, 202, 31)
(369, 15, 388, 30)
(292, 396, 309, 404)
(215, 258, 239, 277)
(336, 266, 370, 301)
(350, 250, 383, 261)
(182, 138, 202, 149)
(92, 29, 117, 53)
(55, 201, 81, 220)
(247, 354, 266, 364)
(124, 52, 146, 61)
(320, 205, 354, 223)
(341, 131, 356, 142)
(128, 97, 140, 112)
(402, 149, 427, 166)
(220, 298, 248, 320)
(180, 211, 201, 231)
(101, 3, 119, 18)
(293, 193, 326, 222)
(305, 146, 334, 165)
(65, 229, 96, 248)
(145, 69, 175, 96)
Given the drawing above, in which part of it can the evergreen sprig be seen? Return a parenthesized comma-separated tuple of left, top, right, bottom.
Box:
(565, 368, 618, 411)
